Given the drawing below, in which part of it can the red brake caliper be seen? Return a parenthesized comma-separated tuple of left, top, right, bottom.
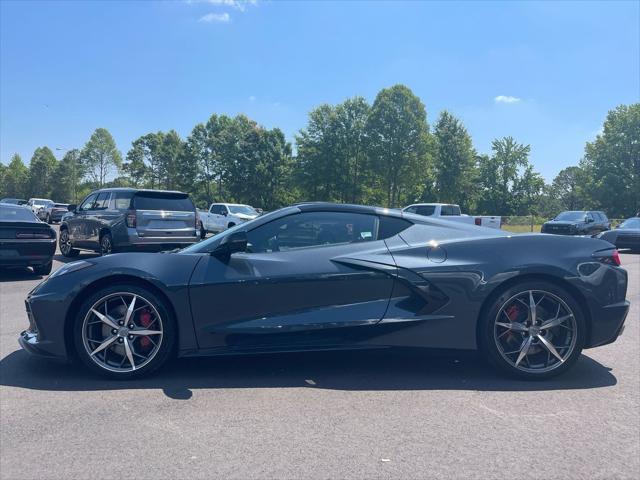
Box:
(139, 310, 153, 350)
(506, 304, 519, 321)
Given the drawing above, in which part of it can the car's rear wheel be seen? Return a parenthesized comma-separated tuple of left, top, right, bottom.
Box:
(99, 233, 114, 256)
(480, 281, 585, 379)
(33, 261, 52, 276)
(227, 222, 236, 229)
(59, 229, 79, 257)
(73, 284, 175, 379)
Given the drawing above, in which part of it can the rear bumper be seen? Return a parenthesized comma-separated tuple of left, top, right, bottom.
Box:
(112, 226, 199, 251)
(586, 300, 630, 348)
(0, 239, 56, 267)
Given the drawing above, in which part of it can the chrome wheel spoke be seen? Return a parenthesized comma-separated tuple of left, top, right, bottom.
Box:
(536, 334, 565, 363)
(528, 291, 537, 324)
(541, 314, 573, 330)
(496, 321, 528, 332)
(90, 309, 119, 329)
(90, 336, 117, 356)
(123, 338, 136, 371)
(129, 329, 162, 336)
(124, 295, 137, 326)
(514, 336, 533, 367)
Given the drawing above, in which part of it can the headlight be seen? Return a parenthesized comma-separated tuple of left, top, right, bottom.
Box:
(48, 260, 93, 279)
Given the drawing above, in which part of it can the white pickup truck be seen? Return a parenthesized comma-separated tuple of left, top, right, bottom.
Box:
(198, 203, 260, 238)
(402, 203, 501, 229)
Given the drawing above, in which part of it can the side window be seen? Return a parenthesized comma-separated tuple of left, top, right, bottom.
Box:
(111, 192, 133, 210)
(415, 205, 436, 216)
(210, 205, 223, 215)
(586, 213, 595, 222)
(404, 206, 417, 214)
(94, 192, 111, 210)
(79, 193, 98, 212)
(246, 211, 378, 253)
(378, 216, 412, 239)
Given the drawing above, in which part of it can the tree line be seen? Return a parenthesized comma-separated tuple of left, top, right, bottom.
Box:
(1, 85, 638, 218)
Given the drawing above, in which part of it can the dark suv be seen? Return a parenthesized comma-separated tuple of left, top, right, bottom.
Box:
(541, 210, 610, 236)
(59, 188, 199, 256)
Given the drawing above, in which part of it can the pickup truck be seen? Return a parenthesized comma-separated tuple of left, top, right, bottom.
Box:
(402, 203, 501, 229)
(199, 203, 260, 238)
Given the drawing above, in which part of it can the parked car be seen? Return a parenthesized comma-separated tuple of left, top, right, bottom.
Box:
(19, 202, 628, 380)
(402, 203, 501, 229)
(0, 198, 28, 205)
(49, 203, 70, 223)
(541, 211, 610, 236)
(0, 202, 56, 275)
(199, 203, 260, 237)
(27, 198, 54, 222)
(59, 188, 199, 257)
(598, 217, 640, 251)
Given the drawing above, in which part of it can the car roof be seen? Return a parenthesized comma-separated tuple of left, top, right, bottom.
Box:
(91, 188, 188, 195)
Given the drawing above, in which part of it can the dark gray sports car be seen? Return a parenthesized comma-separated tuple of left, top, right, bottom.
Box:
(598, 217, 640, 251)
(19, 203, 630, 380)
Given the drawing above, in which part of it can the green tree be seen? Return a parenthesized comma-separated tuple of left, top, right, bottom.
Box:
(50, 149, 84, 203)
(550, 166, 585, 211)
(512, 165, 545, 215)
(1, 154, 29, 198)
(580, 104, 639, 217)
(81, 128, 122, 187)
(477, 137, 531, 214)
(432, 111, 477, 211)
(365, 85, 431, 207)
(28, 147, 58, 198)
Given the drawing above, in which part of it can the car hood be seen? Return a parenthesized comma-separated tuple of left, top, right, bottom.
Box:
(234, 213, 258, 220)
(544, 220, 581, 226)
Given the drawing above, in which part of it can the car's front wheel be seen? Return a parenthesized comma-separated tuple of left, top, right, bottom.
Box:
(59, 229, 79, 257)
(99, 233, 114, 256)
(480, 280, 585, 379)
(73, 284, 176, 379)
(33, 261, 52, 276)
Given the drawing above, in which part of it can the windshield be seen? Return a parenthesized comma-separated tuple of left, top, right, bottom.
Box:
(554, 211, 586, 221)
(180, 207, 293, 254)
(0, 205, 38, 221)
(133, 193, 194, 211)
(619, 218, 640, 229)
(228, 205, 257, 215)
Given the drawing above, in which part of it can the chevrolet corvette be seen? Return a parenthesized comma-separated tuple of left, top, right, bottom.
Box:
(19, 203, 630, 379)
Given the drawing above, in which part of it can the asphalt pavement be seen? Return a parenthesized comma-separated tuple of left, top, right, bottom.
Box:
(1, 227, 638, 479)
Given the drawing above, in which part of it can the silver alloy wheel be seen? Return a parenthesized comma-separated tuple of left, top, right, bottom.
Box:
(494, 290, 577, 374)
(82, 292, 163, 373)
(59, 230, 71, 255)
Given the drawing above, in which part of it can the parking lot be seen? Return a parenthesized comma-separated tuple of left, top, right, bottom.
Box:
(0, 226, 638, 480)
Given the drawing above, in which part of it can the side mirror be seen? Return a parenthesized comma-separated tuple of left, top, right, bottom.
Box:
(212, 231, 247, 259)
(586, 217, 594, 223)
(68, 204, 77, 212)
(222, 211, 228, 217)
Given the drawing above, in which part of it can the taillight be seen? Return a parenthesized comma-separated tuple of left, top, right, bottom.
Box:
(16, 230, 53, 239)
(126, 210, 137, 228)
(595, 249, 621, 266)
(474, 218, 481, 226)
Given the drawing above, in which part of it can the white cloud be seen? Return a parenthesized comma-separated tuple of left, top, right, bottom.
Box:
(494, 95, 522, 104)
(199, 12, 231, 23)
(207, 0, 255, 12)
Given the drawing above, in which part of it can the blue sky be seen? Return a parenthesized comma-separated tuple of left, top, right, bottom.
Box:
(1, 0, 638, 181)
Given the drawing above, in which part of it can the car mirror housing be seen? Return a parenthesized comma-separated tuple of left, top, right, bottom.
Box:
(212, 230, 247, 259)
(67, 204, 77, 212)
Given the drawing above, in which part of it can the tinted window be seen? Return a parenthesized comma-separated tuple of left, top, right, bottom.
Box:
(94, 192, 111, 210)
(555, 211, 586, 221)
(79, 193, 98, 212)
(111, 192, 133, 210)
(133, 193, 194, 211)
(228, 205, 257, 215)
(599, 212, 609, 222)
(0, 205, 38, 221)
(378, 216, 412, 239)
(407, 205, 436, 216)
(246, 211, 378, 253)
(441, 205, 461, 216)
(210, 204, 225, 215)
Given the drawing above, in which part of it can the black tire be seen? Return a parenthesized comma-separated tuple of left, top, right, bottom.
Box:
(33, 261, 52, 276)
(73, 283, 176, 379)
(227, 222, 236, 229)
(479, 280, 585, 380)
(59, 228, 80, 257)
(99, 232, 114, 256)
(200, 226, 207, 240)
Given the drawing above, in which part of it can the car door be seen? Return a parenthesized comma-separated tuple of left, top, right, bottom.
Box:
(209, 204, 227, 232)
(188, 210, 399, 351)
(82, 192, 111, 247)
(67, 193, 97, 245)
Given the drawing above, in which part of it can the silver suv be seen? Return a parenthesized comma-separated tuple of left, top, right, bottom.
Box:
(59, 188, 199, 256)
